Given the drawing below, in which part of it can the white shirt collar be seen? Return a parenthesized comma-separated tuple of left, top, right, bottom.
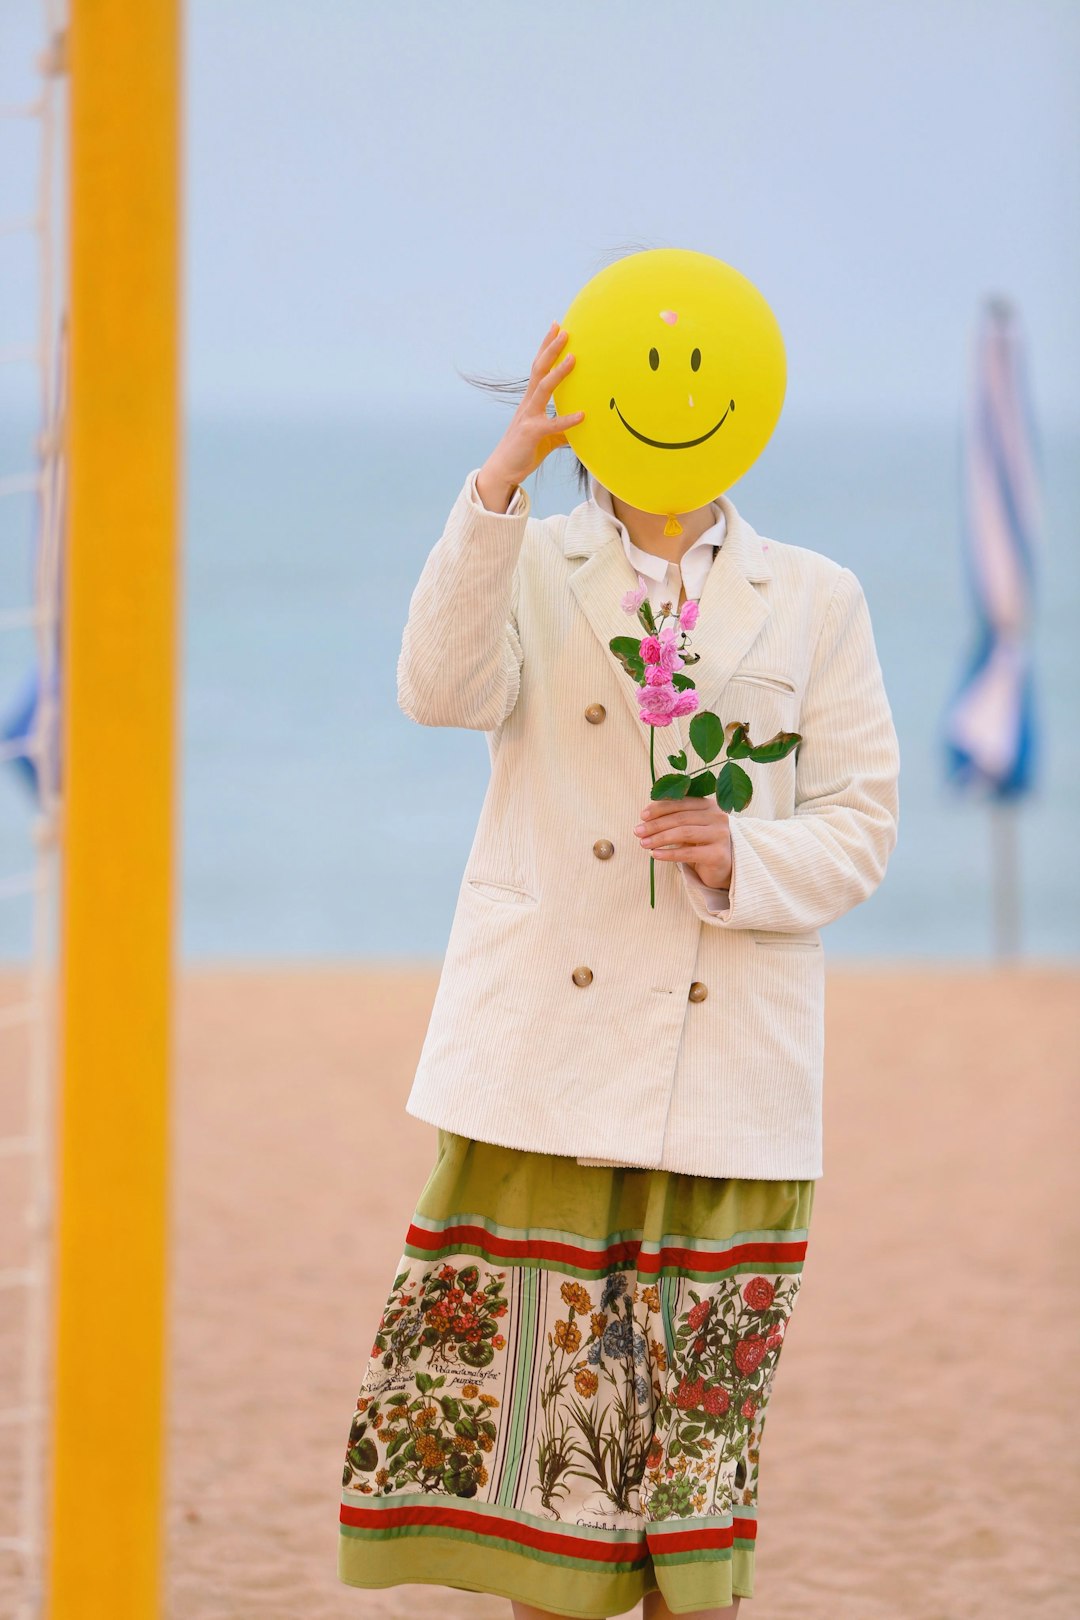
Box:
(588, 473, 726, 585)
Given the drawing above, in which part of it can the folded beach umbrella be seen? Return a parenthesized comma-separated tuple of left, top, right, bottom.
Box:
(1, 318, 67, 809)
(942, 296, 1042, 953)
(1, 664, 47, 797)
(944, 296, 1041, 798)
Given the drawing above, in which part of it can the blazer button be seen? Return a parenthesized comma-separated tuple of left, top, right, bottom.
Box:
(592, 838, 614, 860)
(688, 981, 708, 1002)
(571, 965, 594, 987)
(584, 703, 607, 724)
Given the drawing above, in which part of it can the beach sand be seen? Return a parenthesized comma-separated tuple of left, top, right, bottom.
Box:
(2, 963, 1078, 1618)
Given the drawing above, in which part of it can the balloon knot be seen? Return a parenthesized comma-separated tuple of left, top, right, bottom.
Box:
(663, 513, 683, 537)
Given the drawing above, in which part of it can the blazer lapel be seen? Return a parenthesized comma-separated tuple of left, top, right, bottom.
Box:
(564, 489, 774, 770)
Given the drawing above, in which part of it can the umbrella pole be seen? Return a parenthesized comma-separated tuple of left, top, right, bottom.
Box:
(990, 797, 1020, 961)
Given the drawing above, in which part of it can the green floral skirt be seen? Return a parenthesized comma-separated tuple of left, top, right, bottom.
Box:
(338, 1128, 815, 1617)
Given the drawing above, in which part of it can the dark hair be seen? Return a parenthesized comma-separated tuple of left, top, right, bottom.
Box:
(455, 237, 674, 501)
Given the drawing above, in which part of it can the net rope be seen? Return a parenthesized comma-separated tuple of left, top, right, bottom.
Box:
(1, 10, 68, 1617)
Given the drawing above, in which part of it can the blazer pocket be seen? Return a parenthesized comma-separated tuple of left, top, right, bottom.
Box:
(752, 933, 821, 950)
(465, 877, 538, 905)
(729, 669, 798, 695)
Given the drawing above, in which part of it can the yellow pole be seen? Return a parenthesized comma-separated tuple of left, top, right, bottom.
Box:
(49, 1, 180, 1615)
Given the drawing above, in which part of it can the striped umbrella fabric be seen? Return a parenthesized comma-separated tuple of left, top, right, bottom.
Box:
(943, 296, 1042, 800)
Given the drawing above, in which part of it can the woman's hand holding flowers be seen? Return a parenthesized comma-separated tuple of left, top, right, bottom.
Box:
(634, 799, 733, 890)
(612, 576, 800, 909)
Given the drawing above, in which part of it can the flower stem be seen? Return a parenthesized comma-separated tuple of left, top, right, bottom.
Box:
(649, 726, 656, 908)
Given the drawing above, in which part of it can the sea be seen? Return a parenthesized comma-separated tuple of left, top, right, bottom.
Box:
(0, 403, 1077, 963)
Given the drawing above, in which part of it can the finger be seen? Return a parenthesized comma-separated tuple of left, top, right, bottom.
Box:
(640, 802, 727, 826)
(530, 348, 574, 409)
(543, 409, 585, 434)
(647, 843, 705, 861)
(641, 827, 710, 851)
(530, 325, 569, 379)
(638, 808, 718, 834)
(523, 343, 574, 411)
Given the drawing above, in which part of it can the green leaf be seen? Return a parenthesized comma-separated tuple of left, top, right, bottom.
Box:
(454, 1415, 480, 1439)
(670, 672, 696, 692)
(682, 1425, 703, 1441)
(724, 722, 752, 758)
(667, 750, 688, 770)
(609, 636, 645, 680)
(687, 770, 716, 797)
(716, 761, 754, 812)
(349, 1438, 379, 1472)
(688, 710, 724, 763)
(651, 773, 692, 800)
(415, 1372, 433, 1393)
(639, 598, 658, 633)
(459, 1342, 495, 1368)
(440, 1396, 461, 1421)
(746, 730, 802, 763)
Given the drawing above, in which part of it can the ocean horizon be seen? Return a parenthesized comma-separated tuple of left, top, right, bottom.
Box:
(0, 403, 1077, 962)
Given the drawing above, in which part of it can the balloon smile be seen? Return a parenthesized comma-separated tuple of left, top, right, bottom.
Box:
(610, 396, 735, 450)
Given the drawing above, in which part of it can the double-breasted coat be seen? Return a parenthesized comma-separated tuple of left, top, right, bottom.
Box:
(395, 467, 901, 1179)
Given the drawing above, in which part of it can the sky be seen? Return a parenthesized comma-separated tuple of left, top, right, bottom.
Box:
(1, 0, 1078, 426)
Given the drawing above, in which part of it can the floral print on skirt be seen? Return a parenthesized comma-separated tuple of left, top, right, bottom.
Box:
(338, 1128, 815, 1617)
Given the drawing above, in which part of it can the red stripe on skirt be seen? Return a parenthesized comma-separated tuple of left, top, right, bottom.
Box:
(406, 1221, 806, 1273)
(340, 1501, 646, 1562)
(649, 1517, 759, 1549)
(341, 1501, 760, 1555)
(638, 1239, 807, 1273)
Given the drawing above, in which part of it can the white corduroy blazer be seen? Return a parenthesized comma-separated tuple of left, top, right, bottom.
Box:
(396, 467, 901, 1179)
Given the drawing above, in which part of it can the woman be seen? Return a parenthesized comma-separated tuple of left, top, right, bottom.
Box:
(337, 321, 901, 1616)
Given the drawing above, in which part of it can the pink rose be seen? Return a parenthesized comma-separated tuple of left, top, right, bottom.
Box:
(656, 627, 684, 674)
(637, 682, 680, 725)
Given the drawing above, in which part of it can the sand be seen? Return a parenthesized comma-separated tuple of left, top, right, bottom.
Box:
(1, 963, 1078, 1619)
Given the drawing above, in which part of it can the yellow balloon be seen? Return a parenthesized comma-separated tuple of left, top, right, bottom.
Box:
(552, 248, 786, 531)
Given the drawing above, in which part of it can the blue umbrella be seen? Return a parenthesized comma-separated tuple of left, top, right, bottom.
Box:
(1, 318, 67, 810)
(943, 296, 1043, 951)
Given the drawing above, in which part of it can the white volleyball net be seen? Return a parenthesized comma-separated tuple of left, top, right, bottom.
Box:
(0, 8, 68, 1618)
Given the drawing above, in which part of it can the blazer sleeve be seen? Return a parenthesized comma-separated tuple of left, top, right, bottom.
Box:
(396, 468, 528, 731)
(677, 565, 900, 933)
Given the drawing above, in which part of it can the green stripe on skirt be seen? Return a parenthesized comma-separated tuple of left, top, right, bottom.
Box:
(338, 1128, 815, 1617)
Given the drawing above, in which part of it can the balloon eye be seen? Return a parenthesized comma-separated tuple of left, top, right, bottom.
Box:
(648, 347, 660, 371)
(690, 348, 701, 371)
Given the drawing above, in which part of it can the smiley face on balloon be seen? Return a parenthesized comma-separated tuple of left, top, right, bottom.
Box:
(551, 248, 786, 531)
